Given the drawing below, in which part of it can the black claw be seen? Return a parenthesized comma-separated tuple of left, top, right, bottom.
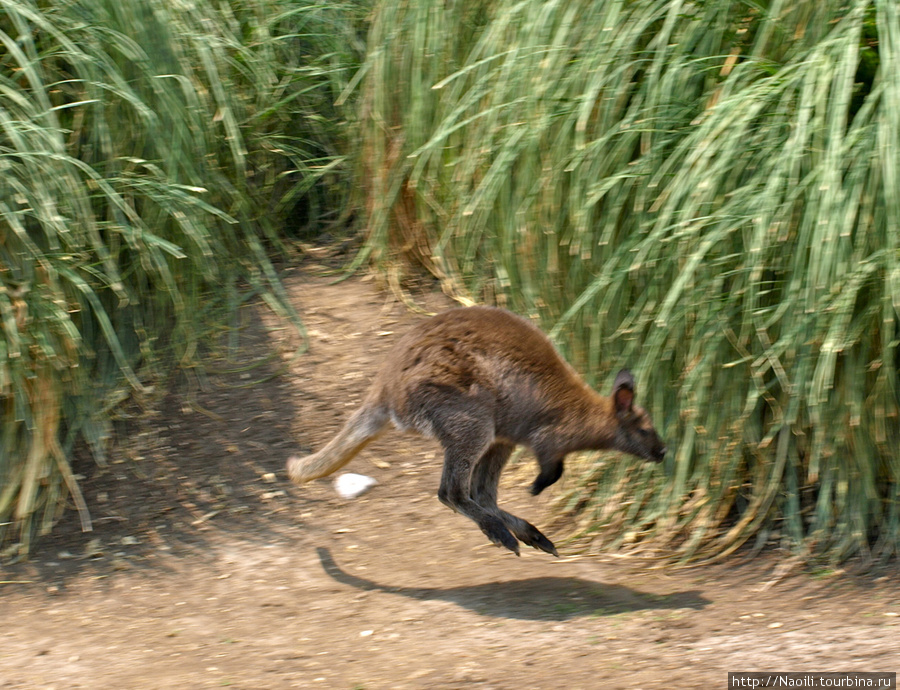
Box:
(534, 535, 558, 557)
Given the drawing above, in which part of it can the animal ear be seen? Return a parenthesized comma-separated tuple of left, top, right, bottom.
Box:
(613, 369, 635, 414)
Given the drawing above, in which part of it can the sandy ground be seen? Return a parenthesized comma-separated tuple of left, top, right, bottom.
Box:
(2, 271, 899, 689)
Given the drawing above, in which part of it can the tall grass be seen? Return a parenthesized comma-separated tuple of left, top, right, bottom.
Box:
(359, 0, 900, 564)
(0, 0, 363, 552)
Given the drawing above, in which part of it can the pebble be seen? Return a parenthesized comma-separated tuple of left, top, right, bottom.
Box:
(334, 473, 378, 499)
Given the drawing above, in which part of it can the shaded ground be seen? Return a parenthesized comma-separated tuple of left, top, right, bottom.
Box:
(2, 271, 899, 689)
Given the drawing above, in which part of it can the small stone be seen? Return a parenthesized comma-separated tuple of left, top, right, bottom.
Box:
(84, 538, 104, 558)
(334, 473, 378, 499)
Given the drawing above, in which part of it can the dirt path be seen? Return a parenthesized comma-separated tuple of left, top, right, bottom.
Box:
(2, 272, 899, 689)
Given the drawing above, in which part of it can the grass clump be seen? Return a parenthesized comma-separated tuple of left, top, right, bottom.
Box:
(358, 0, 900, 564)
(0, 0, 364, 552)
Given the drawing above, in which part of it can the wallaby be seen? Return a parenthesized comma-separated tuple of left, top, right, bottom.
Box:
(287, 306, 666, 557)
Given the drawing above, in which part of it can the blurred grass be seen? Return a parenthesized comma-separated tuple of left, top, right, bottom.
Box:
(358, 0, 900, 564)
(0, 0, 365, 553)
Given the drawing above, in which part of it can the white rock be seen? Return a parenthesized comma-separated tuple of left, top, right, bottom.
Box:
(334, 473, 378, 499)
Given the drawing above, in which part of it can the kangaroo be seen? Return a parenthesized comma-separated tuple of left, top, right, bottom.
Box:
(286, 306, 667, 557)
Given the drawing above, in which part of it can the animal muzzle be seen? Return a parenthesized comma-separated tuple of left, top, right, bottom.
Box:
(648, 445, 667, 463)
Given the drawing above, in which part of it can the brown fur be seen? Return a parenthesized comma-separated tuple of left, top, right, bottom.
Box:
(287, 306, 666, 556)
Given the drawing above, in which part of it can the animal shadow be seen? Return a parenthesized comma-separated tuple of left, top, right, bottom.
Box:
(316, 547, 709, 621)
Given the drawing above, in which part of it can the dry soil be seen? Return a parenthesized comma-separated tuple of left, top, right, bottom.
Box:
(2, 271, 899, 689)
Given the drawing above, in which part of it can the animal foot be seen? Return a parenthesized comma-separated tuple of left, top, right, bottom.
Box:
(502, 513, 558, 557)
(480, 520, 520, 556)
(520, 527, 558, 557)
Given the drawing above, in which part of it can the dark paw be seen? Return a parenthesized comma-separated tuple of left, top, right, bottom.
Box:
(530, 460, 564, 495)
(530, 475, 552, 496)
(481, 520, 520, 556)
(515, 521, 558, 557)
(524, 529, 558, 557)
(499, 512, 558, 557)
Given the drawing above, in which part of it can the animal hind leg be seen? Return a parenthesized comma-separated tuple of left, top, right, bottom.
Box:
(469, 441, 513, 508)
(423, 392, 521, 555)
(438, 443, 522, 555)
(470, 442, 558, 557)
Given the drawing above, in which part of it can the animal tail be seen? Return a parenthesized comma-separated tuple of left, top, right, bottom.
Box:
(286, 404, 389, 483)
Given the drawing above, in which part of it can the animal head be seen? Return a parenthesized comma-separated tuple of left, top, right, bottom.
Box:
(611, 369, 667, 463)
